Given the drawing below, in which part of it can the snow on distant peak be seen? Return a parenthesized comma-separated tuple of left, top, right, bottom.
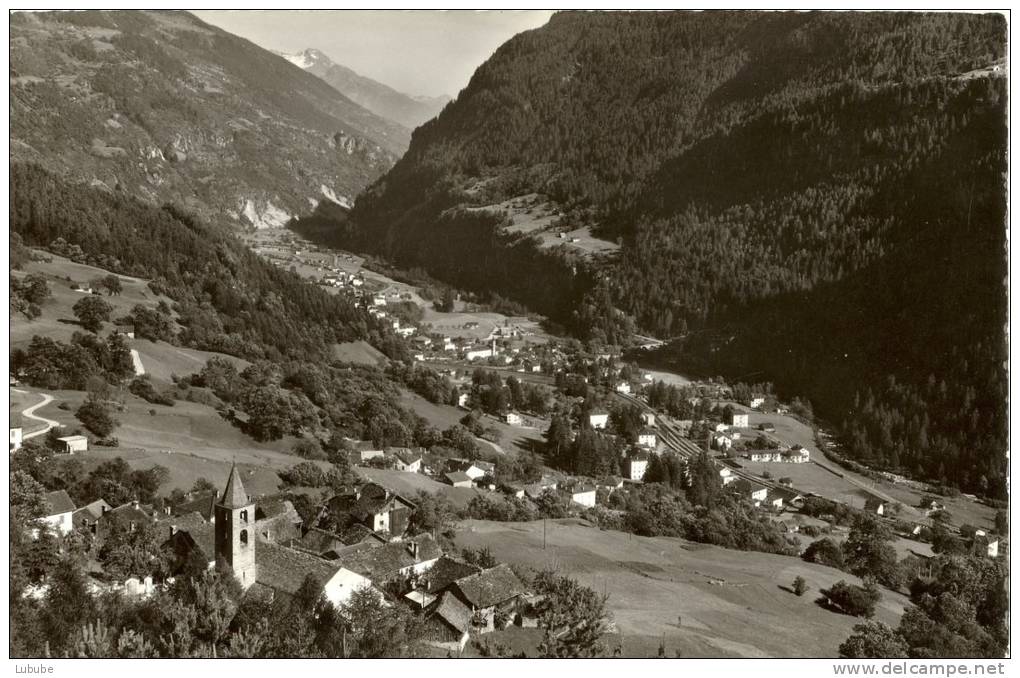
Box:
(280, 51, 313, 69)
(277, 48, 329, 70)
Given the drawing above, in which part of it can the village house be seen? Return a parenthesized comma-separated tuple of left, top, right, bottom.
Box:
(319, 483, 415, 540)
(447, 564, 529, 634)
(457, 392, 471, 409)
(346, 439, 385, 465)
(330, 533, 443, 584)
(449, 459, 495, 481)
(972, 535, 1000, 558)
(72, 498, 112, 536)
(637, 429, 657, 449)
(41, 489, 76, 536)
(389, 447, 424, 473)
(504, 412, 523, 426)
(588, 412, 609, 429)
(712, 433, 733, 451)
(10, 425, 23, 452)
(640, 412, 656, 428)
(624, 452, 649, 482)
(423, 591, 474, 652)
(598, 476, 625, 493)
(465, 346, 495, 361)
(746, 450, 782, 463)
(568, 484, 598, 508)
(718, 467, 735, 486)
(98, 500, 158, 543)
(615, 381, 631, 395)
(749, 396, 766, 409)
(736, 480, 769, 506)
(781, 446, 811, 463)
(714, 422, 730, 433)
(727, 412, 750, 428)
(445, 471, 473, 488)
(57, 434, 89, 454)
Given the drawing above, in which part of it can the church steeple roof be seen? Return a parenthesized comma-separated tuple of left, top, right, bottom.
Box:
(219, 463, 250, 509)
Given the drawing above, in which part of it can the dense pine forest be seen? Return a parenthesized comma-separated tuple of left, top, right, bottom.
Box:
(292, 11, 1007, 497)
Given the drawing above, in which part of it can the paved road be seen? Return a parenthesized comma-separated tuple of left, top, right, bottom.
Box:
(12, 389, 60, 439)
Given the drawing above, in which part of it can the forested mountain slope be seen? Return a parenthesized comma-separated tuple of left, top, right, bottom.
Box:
(10, 10, 408, 229)
(280, 48, 450, 129)
(293, 11, 1007, 496)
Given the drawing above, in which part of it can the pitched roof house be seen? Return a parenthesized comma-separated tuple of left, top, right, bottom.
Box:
(41, 490, 76, 536)
(448, 564, 528, 634)
(319, 483, 415, 540)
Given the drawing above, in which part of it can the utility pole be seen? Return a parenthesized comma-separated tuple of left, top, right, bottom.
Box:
(543, 518, 547, 550)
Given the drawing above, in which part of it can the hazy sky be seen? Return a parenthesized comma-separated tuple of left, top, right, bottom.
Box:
(194, 10, 555, 99)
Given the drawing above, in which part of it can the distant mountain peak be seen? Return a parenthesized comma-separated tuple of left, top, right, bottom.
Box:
(277, 47, 331, 70)
(279, 47, 449, 129)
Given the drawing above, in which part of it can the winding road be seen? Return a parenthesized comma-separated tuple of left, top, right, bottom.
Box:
(12, 389, 60, 439)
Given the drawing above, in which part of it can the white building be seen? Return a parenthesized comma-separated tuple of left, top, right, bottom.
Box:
(640, 412, 656, 428)
(637, 430, 657, 449)
(589, 413, 609, 430)
(10, 426, 23, 452)
(465, 347, 494, 361)
(727, 412, 749, 428)
(457, 393, 470, 409)
(58, 435, 89, 454)
(41, 490, 76, 536)
(569, 486, 597, 508)
(712, 433, 733, 451)
(718, 467, 735, 486)
(624, 455, 649, 481)
(615, 382, 631, 395)
(750, 396, 766, 409)
(505, 412, 523, 426)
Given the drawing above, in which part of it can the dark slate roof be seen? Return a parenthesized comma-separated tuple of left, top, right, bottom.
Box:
(389, 447, 423, 464)
(174, 492, 217, 521)
(165, 511, 209, 534)
(431, 591, 473, 634)
(451, 564, 527, 609)
(296, 527, 346, 556)
(255, 498, 298, 522)
(174, 523, 216, 563)
(72, 499, 111, 523)
(331, 534, 442, 582)
(103, 502, 154, 527)
(43, 490, 76, 516)
(220, 464, 250, 509)
(256, 541, 340, 596)
(424, 556, 482, 594)
(324, 483, 413, 522)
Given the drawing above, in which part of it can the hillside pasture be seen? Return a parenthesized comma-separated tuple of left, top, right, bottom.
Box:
(454, 518, 910, 658)
(11, 251, 176, 348)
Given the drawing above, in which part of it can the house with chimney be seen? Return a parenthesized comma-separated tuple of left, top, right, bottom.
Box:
(41, 490, 76, 536)
(317, 483, 415, 540)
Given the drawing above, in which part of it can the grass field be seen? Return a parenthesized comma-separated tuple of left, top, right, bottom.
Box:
(132, 340, 250, 383)
(453, 519, 910, 658)
(65, 448, 282, 498)
(11, 252, 177, 348)
(331, 340, 387, 366)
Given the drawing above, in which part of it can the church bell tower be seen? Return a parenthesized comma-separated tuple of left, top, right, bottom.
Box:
(214, 463, 257, 588)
